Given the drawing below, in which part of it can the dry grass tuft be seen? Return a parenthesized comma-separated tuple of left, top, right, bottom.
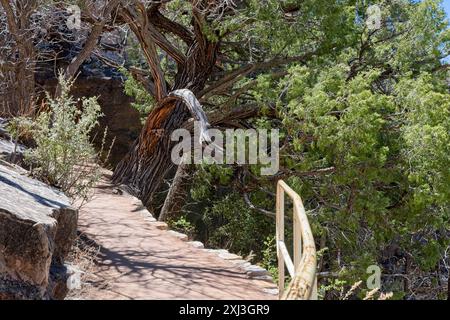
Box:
(65, 232, 109, 300)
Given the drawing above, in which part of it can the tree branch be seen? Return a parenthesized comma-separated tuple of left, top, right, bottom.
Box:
(243, 192, 276, 218)
(121, 1, 168, 101)
(66, 0, 121, 78)
(199, 53, 315, 98)
(0, 0, 20, 42)
(149, 9, 194, 46)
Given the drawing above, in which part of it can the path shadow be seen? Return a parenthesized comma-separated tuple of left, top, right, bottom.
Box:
(76, 231, 264, 299)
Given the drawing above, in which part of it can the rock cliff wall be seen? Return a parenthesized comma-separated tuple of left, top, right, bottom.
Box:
(0, 127, 78, 300)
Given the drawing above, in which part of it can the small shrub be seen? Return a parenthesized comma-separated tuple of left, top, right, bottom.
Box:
(169, 216, 195, 238)
(15, 74, 106, 203)
(261, 235, 278, 281)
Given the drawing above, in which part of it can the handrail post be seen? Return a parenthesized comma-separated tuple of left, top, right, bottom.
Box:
(311, 276, 318, 300)
(293, 205, 301, 270)
(276, 182, 285, 299)
(276, 180, 317, 300)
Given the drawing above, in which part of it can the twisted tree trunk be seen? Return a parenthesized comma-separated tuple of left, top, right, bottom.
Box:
(158, 162, 193, 222)
(112, 88, 215, 208)
(112, 2, 219, 209)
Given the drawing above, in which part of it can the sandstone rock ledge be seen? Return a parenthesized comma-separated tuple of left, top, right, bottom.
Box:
(0, 163, 78, 300)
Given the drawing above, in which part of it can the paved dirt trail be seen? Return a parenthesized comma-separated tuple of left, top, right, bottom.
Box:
(77, 174, 277, 300)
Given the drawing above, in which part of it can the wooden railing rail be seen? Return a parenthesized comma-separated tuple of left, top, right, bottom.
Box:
(276, 180, 318, 300)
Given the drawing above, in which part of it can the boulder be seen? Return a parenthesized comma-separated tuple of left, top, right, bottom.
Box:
(0, 163, 78, 299)
(48, 264, 81, 300)
(187, 241, 205, 249)
(244, 265, 270, 278)
(167, 230, 189, 241)
(153, 222, 168, 230)
(218, 252, 242, 260)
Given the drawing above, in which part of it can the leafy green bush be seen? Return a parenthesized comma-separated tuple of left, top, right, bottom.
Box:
(261, 236, 279, 280)
(204, 194, 270, 257)
(17, 74, 106, 203)
(181, 0, 450, 299)
(168, 216, 195, 238)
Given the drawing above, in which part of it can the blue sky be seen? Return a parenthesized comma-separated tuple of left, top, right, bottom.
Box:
(444, 0, 450, 18)
(443, 0, 450, 62)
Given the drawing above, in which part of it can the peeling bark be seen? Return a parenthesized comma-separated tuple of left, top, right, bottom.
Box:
(112, 89, 215, 207)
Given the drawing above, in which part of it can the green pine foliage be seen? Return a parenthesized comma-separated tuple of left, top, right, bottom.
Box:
(119, 67, 155, 121)
(184, 0, 450, 299)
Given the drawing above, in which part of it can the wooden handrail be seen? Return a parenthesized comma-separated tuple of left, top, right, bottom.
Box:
(276, 180, 318, 300)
